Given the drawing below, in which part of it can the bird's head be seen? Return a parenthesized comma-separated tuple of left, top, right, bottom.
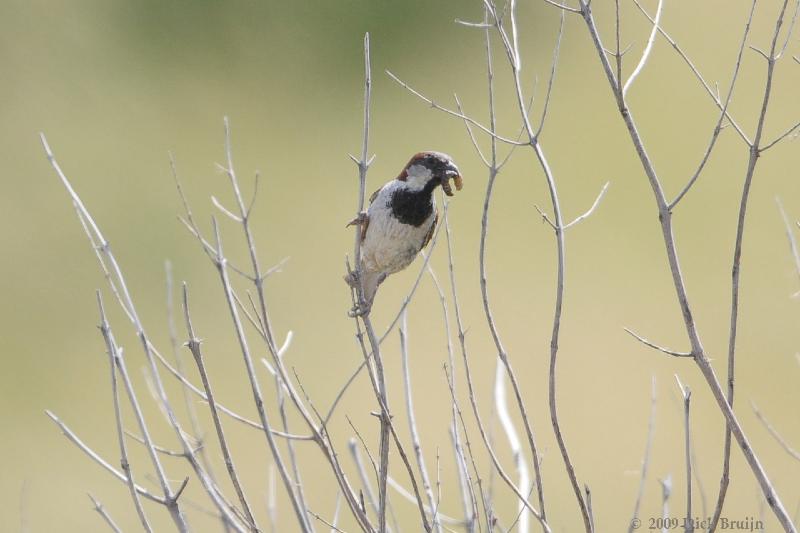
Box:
(397, 151, 463, 196)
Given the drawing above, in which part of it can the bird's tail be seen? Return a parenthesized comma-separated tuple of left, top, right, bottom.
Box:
(359, 270, 384, 307)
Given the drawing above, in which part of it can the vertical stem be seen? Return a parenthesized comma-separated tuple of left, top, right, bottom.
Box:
(494, 5, 589, 527)
(98, 295, 152, 533)
(400, 312, 441, 532)
(349, 32, 392, 533)
(182, 285, 259, 532)
(479, 8, 549, 527)
(212, 221, 311, 532)
(713, 3, 789, 528)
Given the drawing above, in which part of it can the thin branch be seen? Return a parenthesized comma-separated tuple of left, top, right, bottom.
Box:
(348, 437, 380, 522)
(386, 478, 464, 527)
(761, 119, 800, 151)
(165, 262, 224, 525)
(713, 0, 794, 527)
(454, 95, 490, 168)
(212, 195, 243, 223)
(752, 402, 800, 462)
(124, 430, 187, 458)
(426, 263, 479, 532)
(348, 32, 396, 533)
(98, 294, 152, 533)
(455, 19, 493, 29)
(444, 177, 550, 533)
(472, 8, 550, 527)
(307, 508, 349, 533)
(330, 492, 343, 533)
(535, 10, 566, 138)
(777, 197, 800, 290)
(669, 0, 757, 209)
(210, 217, 310, 532)
(87, 494, 122, 533)
(485, 1, 593, 524)
(628, 377, 657, 533)
(562, 182, 610, 230)
(541, 0, 582, 14)
(675, 376, 693, 533)
(623, 328, 693, 357)
(150, 342, 310, 438)
(400, 312, 441, 533)
(622, 0, 664, 99)
(660, 476, 672, 533)
(749, 45, 771, 62)
(46, 411, 166, 505)
(585, 486, 595, 532)
(386, 71, 529, 146)
(631, 0, 751, 145)
(182, 283, 259, 531)
(494, 360, 530, 533)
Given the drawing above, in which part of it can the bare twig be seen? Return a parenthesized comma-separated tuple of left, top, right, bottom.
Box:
(399, 312, 441, 533)
(622, 0, 664, 99)
(182, 284, 258, 531)
(443, 170, 550, 533)
(46, 411, 166, 505)
(494, 360, 530, 533)
(675, 376, 693, 533)
(777, 198, 800, 290)
(386, 71, 529, 146)
(307, 507, 349, 533)
(485, 4, 593, 526)
(386, 478, 464, 527)
(474, 8, 549, 527)
(713, 1, 795, 527)
(752, 402, 800, 462)
(631, 0, 751, 145)
(623, 328, 693, 357)
(347, 32, 395, 533)
(211, 217, 310, 532)
(761, 119, 800, 151)
(348, 437, 381, 522)
(425, 263, 479, 532)
(660, 476, 672, 533)
(669, 0, 756, 209)
(88, 494, 122, 533)
(165, 263, 226, 531)
(97, 294, 152, 533)
(562, 182, 611, 230)
(542, 0, 582, 14)
(628, 377, 656, 533)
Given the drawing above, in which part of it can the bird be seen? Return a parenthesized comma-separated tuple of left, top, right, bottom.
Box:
(346, 151, 463, 316)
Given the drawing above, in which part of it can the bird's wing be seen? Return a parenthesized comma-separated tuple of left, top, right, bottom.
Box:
(368, 186, 382, 205)
(419, 210, 438, 251)
(359, 186, 384, 241)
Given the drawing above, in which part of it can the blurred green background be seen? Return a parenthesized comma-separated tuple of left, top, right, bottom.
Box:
(2, 0, 799, 531)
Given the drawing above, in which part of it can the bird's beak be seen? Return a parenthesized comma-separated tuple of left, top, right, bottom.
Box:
(441, 168, 463, 197)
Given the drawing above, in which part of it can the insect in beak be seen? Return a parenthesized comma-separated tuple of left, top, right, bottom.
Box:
(441, 169, 463, 197)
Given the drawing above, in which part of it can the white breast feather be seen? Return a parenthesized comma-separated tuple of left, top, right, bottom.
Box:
(361, 180, 436, 275)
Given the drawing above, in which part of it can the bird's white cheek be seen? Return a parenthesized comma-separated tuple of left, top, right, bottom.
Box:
(405, 165, 431, 191)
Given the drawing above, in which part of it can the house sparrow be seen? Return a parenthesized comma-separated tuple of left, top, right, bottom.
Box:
(347, 151, 463, 315)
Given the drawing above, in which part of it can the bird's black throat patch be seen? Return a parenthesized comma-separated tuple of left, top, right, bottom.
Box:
(389, 179, 439, 227)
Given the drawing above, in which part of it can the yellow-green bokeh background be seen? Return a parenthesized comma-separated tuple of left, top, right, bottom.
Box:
(2, 1, 799, 531)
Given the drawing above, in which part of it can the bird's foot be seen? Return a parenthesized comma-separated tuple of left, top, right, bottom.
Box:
(346, 211, 368, 228)
(344, 268, 359, 288)
(348, 299, 371, 318)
